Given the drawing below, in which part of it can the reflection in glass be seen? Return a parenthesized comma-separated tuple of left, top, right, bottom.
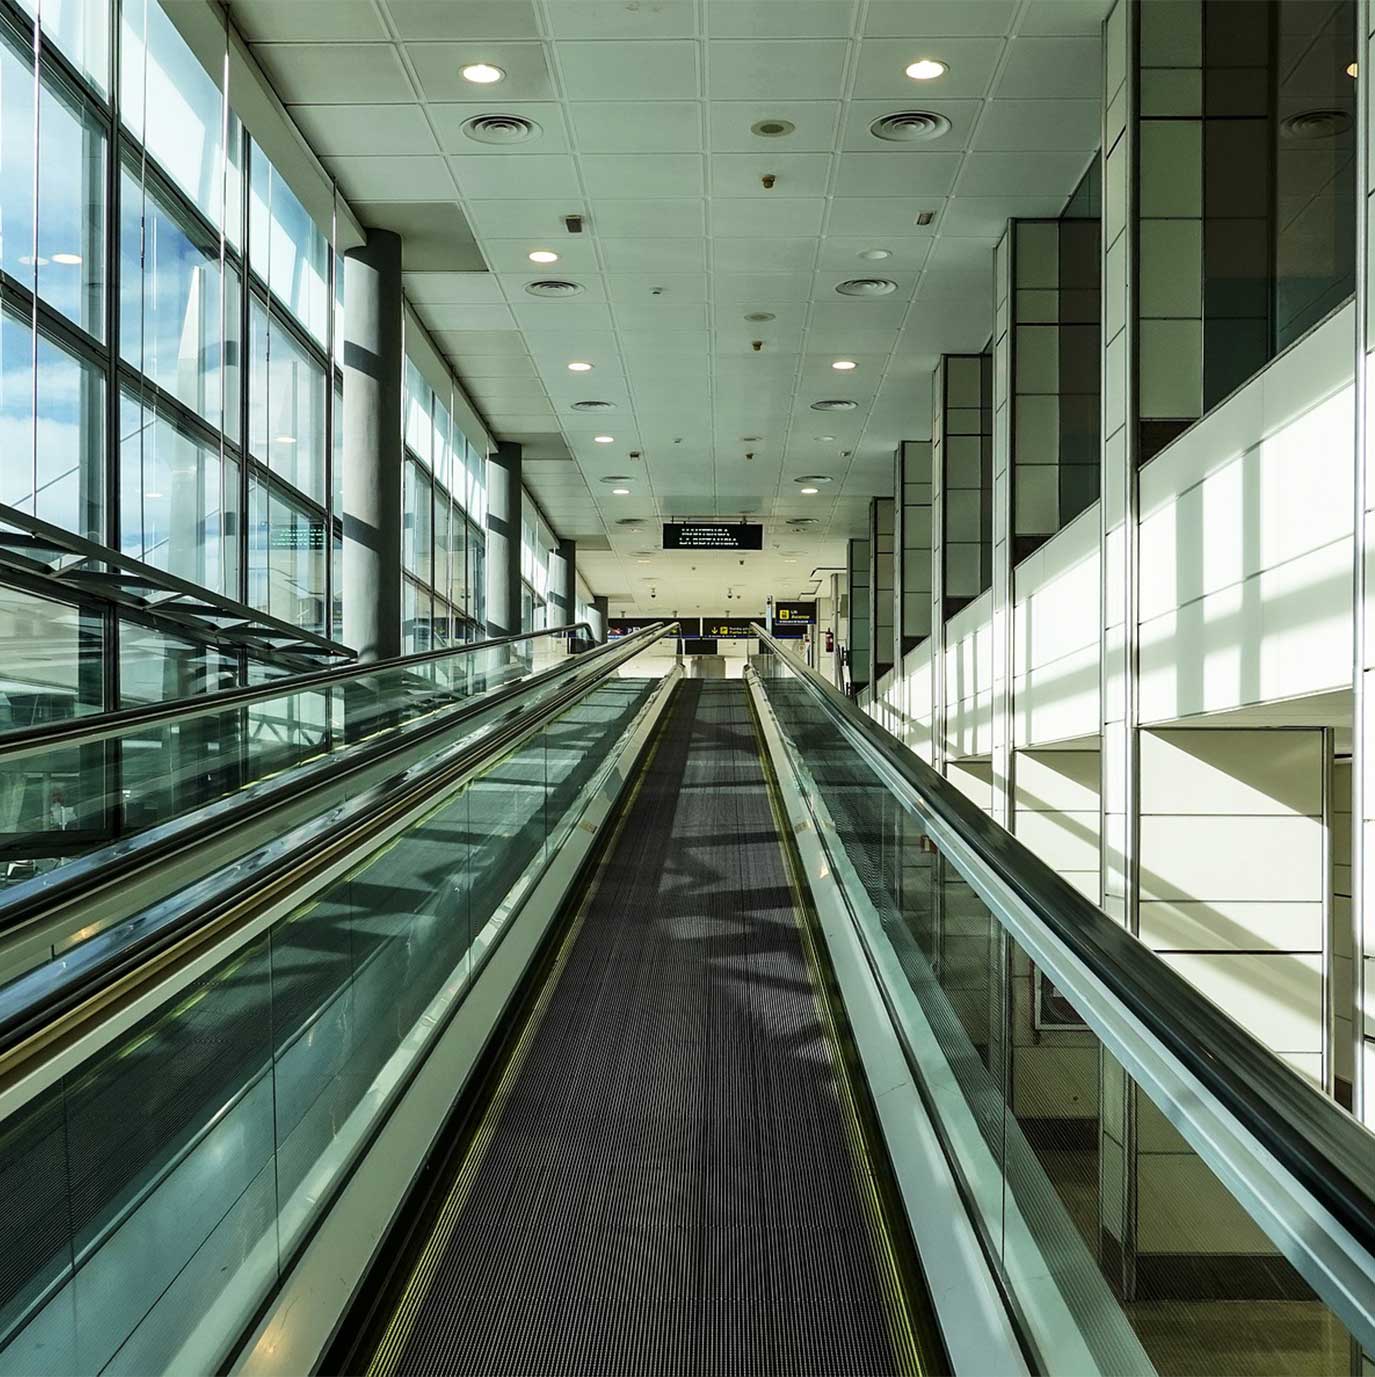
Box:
(250, 298, 326, 504)
(248, 139, 328, 344)
(248, 476, 326, 636)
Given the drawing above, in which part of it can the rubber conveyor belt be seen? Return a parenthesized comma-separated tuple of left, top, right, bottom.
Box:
(366, 680, 929, 1376)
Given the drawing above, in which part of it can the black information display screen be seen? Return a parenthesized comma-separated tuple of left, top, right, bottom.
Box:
(682, 638, 719, 656)
(662, 522, 764, 551)
(701, 616, 761, 638)
(771, 600, 816, 638)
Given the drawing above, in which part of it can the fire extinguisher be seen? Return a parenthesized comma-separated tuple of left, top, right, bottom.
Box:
(825, 628, 835, 653)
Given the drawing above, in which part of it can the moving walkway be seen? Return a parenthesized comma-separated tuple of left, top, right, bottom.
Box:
(0, 623, 1372, 1377)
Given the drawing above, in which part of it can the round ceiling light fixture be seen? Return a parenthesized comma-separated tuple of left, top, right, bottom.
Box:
(836, 277, 898, 297)
(528, 249, 559, 264)
(462, 113, 539, 145)
(525, 279, 585, 298)
(1348, 61, 1359, 77)
(858, 248, 892, 261)
(751, 118, 796, 138)
(869, 110, 952, 143)
(800, 487, 819, 495)
(594, 434, 615, 443)
(461, 62, 505, 84)
(567, 361, 593, 372)
(815, 434, 836, 442)
(905, 58, 947, 81)
(831, 360, 857, 371)
(51, 252, 82, 265)
(612, 488, 631, 495)
(810, 399, 859, 412)
(572, 399, 616, 412)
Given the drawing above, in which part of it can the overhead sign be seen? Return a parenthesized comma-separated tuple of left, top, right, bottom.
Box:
(607, 617, 701, 640)
(662, 522, 764, 552)
(772, 601, 816, 626)
(701, 617, 761, 638)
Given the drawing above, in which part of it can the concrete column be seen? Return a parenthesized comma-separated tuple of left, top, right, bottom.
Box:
(485, 441, 522, 639)
(554, 537, 576, 625)
(991, 233, 1014, 833)
(342, 229, 403, 662)
(592, 594, 608, 644)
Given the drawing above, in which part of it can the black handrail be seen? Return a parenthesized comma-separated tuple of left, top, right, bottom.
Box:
(0, 622, 594, 755)
(0, 621, 674, 1057)
(751, 625, 1375, 1265)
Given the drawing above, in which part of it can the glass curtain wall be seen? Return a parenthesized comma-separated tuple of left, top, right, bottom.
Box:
(401, 356, 488, 653)
(0, 0, 344, 713)
(520, 503, 557, 633)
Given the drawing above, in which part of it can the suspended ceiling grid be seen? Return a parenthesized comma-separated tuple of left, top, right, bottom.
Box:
(230, 0, 1106, 612)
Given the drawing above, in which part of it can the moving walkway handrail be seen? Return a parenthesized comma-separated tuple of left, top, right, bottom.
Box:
(750, 626, 1375, 1294)
(0, 621, 675, 1075)
(0, 622, 594, 755)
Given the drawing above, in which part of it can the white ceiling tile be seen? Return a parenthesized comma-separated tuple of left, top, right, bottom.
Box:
(711, 238, 820, 272)
(708, 101, 842, 152)
(557, 41, 702, 100)
(454, 355, 539, 379)
(716, 324, 806, 354)
(607, 274, 709, 303)
(955, 150, 1092, 195)
(593, 199, 707, 237)
(524, 331, 621, 360)
(614, 300, 710, 331)
(600, 237, 707, 271)
(996, 37, 1102, 98)
(580, 154, 705, 197)
(289, 104, 436, 156)
(972, 98, 1101, 151)
(479, 238, 602, 272)
(707, 1, 858, 38)
(418, 303, 518, 330)
(833, 150, 963, 196)
(1016, 0, 1115, 36)
(463, 378, 552, 405)
(429, 103, 572, 154)
(711, 198, 826, 237)
(231, 0, 388, 40)
(817, 236, 931, 269)
(512, 300, 616, 331)
(433, 329, 529, 355)
(826, 197, 944, 234)
(406, 42, 555, 101)
(405, 272, 507, 304)
(851, 37, 1005, 99)
(924, 235, 998, 271)
(709, 153, 833, 198)
(546, 2, 697, 38)
(571, 102, 703, 152)
(715, 272, 814, 302)
(805, 299, 910, 343)
(451, 155, 582, 199)
(939, 194, 1068, 234)
(616, 330, 710, 355)
(385, 1, 541, 40)
(250, 43, 417, 103)
(707, 40, 850, 99)
(324, 155, 454, 200)
(863, 0, 1017, 37)
(482, 408, 560, 426)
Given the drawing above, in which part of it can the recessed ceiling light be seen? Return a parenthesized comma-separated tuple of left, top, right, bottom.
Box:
(905, 58, 947, 81)
(16, 255, 48, 267)
(594, 434, 615, 443)
(51, 252, 82, 265)
(858, 248, 892, 261)
(568, 361, 593, 372)
(529, 249, 559, 264)
(637, 558, 650, 564)
(816, 435, 836, 442)
(274, 435, 297, 445)
(612, 487, 631, 495)
(800, 487, 819, 495)
(751, 118, 796, 138)
(1348, 61, 1359, 77)
(461, 62, 505, 84)
(832, 360, 857, 371)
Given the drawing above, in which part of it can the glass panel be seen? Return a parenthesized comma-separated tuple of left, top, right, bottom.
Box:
(120, 164, 237, 436)
(119, 391, 234, 595)
(757, 648, 1360, 1377)
(249, 297, 325, 504)
(35, 0, 111, 93)
(119, 0, 224, 224)
(404, 357, 431, 466)
(247, 475, 325, 636)
(36, 66, 106, 339)
(0, 27, 37, 292)
(248, 139, 328, 344)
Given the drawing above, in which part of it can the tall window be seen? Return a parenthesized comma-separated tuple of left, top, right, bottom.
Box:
(402, 356, 488, 652)
(0, 0, 345, 709)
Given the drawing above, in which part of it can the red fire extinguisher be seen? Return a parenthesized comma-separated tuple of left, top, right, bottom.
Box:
(825, 628, 835, 653)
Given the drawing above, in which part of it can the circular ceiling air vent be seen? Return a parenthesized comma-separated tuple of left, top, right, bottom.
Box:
(869, 110, 952, 143)
(571, 399, 617, 412)
(794, 474, 834, 484)
(744, 311, 776, 322)
(836, 277, 898, 297)
(600, 474, 634, 484)
(525, 279, 585, 298)
(1281, 108, 1352, 140)
(462, 113, 542, 146)
(787, 517, 819, 527)
(617, 517, 645, 527)
(751, 118, 796, 138)
(810, 399, 858, 412)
